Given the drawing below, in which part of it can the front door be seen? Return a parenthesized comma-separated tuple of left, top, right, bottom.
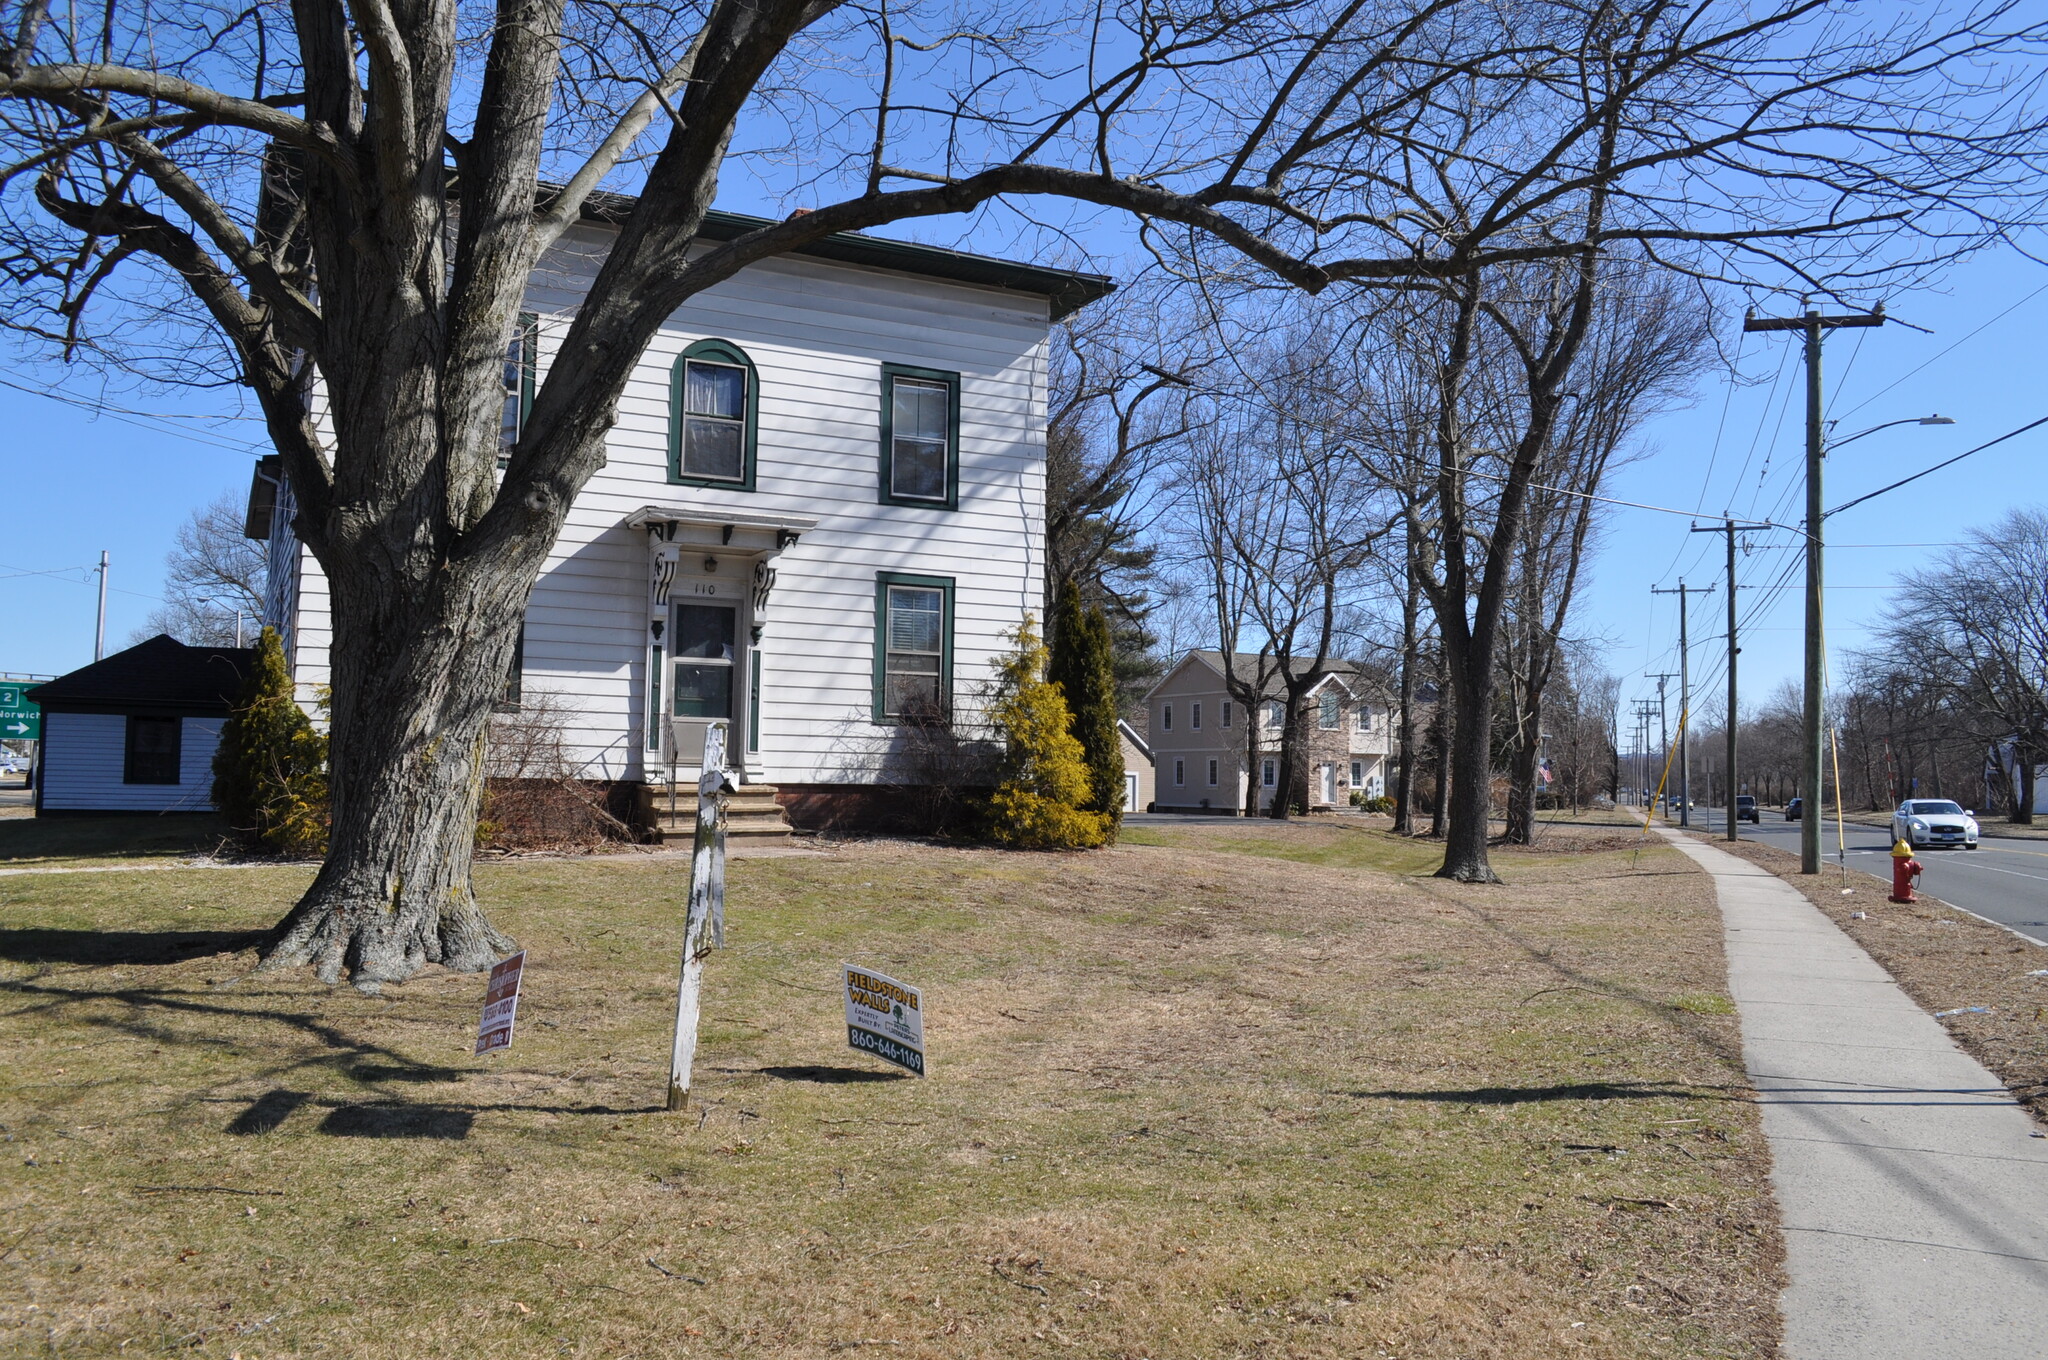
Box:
(1319, 762, 1336, 805)
(670, 602, 738, 762)
(1125, 771, 1140, 813)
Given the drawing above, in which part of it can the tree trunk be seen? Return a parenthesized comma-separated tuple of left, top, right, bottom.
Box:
(1393, 557, 1420, 836)
(260, 550, 530, 988)
(1438, 643, 1501, 882)
(1269, 707, 1299, 820)
(1505, 690, 1541, 845)
(2014, 745, 2036, 825)
(1427, 699, 1449, 838)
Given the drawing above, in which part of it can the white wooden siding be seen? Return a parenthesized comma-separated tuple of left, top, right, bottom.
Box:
(38, 713, 224, 811)
(285, 228, 1050, 785)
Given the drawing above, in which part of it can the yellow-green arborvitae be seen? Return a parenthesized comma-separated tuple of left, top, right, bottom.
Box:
(985, 615, 1111, 850)
(211, 626, 329, 855)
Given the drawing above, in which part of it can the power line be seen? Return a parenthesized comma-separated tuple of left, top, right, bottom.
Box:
(1826, 414, 2048, 519)
(1833, 281, 2048, 423)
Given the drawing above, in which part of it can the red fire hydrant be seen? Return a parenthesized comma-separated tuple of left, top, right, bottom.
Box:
(1890, 840, 1922, 904)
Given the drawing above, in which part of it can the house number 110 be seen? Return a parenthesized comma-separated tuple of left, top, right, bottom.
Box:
(690, 582, 719, 596)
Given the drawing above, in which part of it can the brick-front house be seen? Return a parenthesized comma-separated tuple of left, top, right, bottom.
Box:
(1142, 651, 1393, 814)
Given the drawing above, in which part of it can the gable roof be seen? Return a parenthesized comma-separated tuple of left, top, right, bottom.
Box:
(1117, 718, 1154, 762)
(28, 635, 254, 714)
(1144, 650, 1362, 703)
(573, 192, 1116, 322)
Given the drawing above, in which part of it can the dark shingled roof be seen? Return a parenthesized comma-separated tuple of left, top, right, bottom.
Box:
(28, 635, 254, 714)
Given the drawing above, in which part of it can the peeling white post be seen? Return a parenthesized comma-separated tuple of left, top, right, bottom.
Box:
(667, 719, 731, 1111)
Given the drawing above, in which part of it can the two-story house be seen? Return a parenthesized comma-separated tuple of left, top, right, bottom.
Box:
(1143, 651, 1393, 814)
(250, 206, 1111, 833)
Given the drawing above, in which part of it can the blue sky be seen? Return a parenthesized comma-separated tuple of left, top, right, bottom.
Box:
(3, 206, 2042, 707)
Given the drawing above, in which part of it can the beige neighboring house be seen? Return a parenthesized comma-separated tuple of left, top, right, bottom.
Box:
(1118, 719, 1156, 814)
(1143, 651, 1393, 815)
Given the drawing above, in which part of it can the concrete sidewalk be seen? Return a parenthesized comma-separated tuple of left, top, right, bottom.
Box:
(1660, 830, 2048, 1359)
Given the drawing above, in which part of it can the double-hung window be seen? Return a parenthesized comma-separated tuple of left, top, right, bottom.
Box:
(124, 716, 181, 785)
(1320, 691, 1340, 729)
(1266, 700, 1285, 728)
(498, 312, 537, 466)
(875, 573, 953, 721)
(671, 340, 758, 489)
(1356, 704, 1372, 731)
(1206, 758, 1219, 786)
(1221, 701, 1232, 728)
(1161, 703, 1173, 733)
(1351, 760, 1365, 787)
(1191, 701, 1202, 730)
(1173, 759, 1185, 787)
(1261, 759, 1276, 788)
(880, 365, 959, 508)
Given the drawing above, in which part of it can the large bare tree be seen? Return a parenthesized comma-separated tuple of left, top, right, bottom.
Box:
(4, 1, 2042, 978)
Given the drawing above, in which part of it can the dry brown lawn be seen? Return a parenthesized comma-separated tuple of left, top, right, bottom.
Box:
(1, 822, 1779, 1358)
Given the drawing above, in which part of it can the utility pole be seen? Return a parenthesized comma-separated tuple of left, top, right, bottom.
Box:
(1645, 671, 1677, 775)
(1745, 304, 1885, 871)
(1652, 583, 1711, 828)
(93, 551, 109, 662)
(1691, 519, 1771, 839)
(1631, 699, 1661, 806)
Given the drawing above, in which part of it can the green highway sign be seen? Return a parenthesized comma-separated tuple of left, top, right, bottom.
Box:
(0, 683, 41, 741)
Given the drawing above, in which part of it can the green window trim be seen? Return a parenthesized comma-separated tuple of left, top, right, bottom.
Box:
(498, 311, 538, 470)
(871, 571, 955, 723)
(748, 650, 763, 752)
(878, 363, 961, 510)
(670, 338, 760, 491)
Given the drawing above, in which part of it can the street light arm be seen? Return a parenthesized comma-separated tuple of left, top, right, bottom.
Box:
(1826, 414, 1954, 450)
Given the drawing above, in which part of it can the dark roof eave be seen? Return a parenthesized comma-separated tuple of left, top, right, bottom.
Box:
(571, 191, 1115, 322)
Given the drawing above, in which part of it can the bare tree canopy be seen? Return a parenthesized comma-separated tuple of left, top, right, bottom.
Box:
(136, 491, 266, 646)
(4, 0, 2046, 980)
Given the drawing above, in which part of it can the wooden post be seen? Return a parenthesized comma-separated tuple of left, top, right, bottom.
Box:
(667, 721, 731, 1111)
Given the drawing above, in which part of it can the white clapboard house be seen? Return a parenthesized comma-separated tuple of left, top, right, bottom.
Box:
(27, 635, 253, 815)
(250, 206, 1112, 834)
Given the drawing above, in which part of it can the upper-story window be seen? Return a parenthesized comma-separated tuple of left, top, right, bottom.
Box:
(671, 339, 759, 490)
(1221, 701, 1232, 728)
(1266, 700, 1284, 728)
(1161, 703, 1173, 733)
(498, 312, 537, 466)
(880, 364, 960, 509)
(1191, 701, 1202, 730)
(1320, 691, 1340, 729)
(1356, 704, 1372, 730)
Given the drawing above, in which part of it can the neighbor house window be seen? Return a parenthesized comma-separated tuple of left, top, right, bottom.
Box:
(880, 364, 960, 508)
(1192, 701, 1202, 730)
(1161, 703, 1172, 732)
(873, 573, 953, 721)
(670, 339, 758, 489)
(498, 312, 537, 465)
(124, 716, 180, 784)
(1221, 701, 1232, 728)
(1351, 760, 1364, 786)
(1173, 758, 1185, 786)
(1261, 758, 1276, 788)
(1320, 692, 1340, 729)
(1207, 758, 1218, 786)
(1266, 700, 1284, 728)
(1355, 705, 1372, 730)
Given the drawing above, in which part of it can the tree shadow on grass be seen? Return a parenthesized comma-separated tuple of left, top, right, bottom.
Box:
(754, 1064, 907, 1084)
(0, 928, 262, 967)
(1347, 1080, 1740, 1105)
(319, 1102, 476, 1139)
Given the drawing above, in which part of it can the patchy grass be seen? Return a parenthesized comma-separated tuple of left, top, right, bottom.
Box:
(0, 813, 237, 870)
(0, 827, 1780, 1358)
(1693, 833, 2048, 1125)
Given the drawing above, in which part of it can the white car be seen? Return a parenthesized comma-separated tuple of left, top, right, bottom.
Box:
(1891, 799, 1979, 850)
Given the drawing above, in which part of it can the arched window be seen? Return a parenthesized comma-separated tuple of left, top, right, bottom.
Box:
(670, 339, 759, 489)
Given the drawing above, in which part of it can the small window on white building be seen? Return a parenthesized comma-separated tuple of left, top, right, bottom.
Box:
(1261, 758, 1276, 788)
(1221, 701, 1232, 728)
(1207, 758, 1218, 786)
(1319, 691, 1340, 729)
(1162, 703, 1172, 732)
(1173, 758, 1185, 786)
(1191, 701, 1202, 730)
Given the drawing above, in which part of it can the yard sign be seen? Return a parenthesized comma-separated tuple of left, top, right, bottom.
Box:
(475, 950, 526, 1054)
(843, 965, 926, 1076)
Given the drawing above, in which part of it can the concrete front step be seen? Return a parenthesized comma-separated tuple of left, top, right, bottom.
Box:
(652, 783, 794, 844)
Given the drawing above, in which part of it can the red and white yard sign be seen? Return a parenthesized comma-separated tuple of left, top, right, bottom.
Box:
(475, 951, 526, 1055)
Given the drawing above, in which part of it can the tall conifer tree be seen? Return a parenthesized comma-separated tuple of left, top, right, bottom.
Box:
(1048, 578, 1125, 825)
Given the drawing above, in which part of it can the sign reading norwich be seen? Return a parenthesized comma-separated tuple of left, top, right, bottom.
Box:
(843, 964, 926, 1076)
(0, 684, 39, 741)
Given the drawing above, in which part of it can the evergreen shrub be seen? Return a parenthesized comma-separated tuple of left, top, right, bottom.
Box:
(211, 626, 329, 854)
(985, 615, 1111, 850)
(1047, 578, 1125, 827)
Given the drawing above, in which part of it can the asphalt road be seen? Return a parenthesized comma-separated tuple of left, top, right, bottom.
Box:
(1671, 804, 2048, 946)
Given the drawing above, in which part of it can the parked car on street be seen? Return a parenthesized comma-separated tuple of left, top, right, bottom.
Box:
(1785, 798, 1802, 821)
(1891, 799, 1979, 850)
(1736, 795, 1759, 823)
